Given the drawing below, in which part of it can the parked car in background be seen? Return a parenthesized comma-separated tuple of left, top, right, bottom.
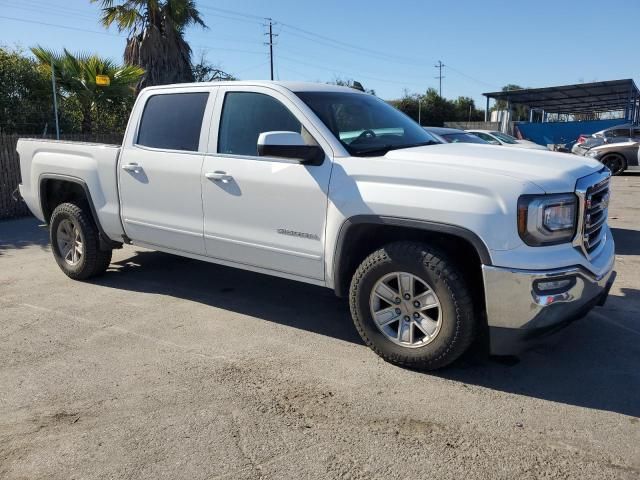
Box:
(424, 127, 489, 144)
(572, 136, 606, 156)
(576, 140, 639, 175)
(572, 123, 640, 158)
(592, 123, 640, 142)
(466, 129, 548, 150)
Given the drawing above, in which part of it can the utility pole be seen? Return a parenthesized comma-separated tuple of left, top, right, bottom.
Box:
(418, 98, 422, 125)
(264, 19, 277, 80)
(434, 60, 445, 97)
(51, 62, 60, 140)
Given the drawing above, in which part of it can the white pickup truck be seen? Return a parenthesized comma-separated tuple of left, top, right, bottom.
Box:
(18, 81, 616, 370)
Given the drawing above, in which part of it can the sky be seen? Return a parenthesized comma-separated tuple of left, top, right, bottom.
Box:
(2, 0, 639, 107)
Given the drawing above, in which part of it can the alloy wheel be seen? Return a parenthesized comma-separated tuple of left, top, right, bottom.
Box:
(56, 218, 84, 266)
(369, 271, 442, 348)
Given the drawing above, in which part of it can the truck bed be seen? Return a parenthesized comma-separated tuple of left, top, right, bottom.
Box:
(17, 138, 125, 240)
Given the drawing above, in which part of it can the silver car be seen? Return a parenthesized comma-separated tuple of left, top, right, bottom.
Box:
(579, 140, 639, 175)
(572, 123, 640, 156)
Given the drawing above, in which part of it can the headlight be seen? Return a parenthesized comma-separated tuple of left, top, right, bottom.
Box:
(517, 193, 577, 246)
(586, 150, 599, 157)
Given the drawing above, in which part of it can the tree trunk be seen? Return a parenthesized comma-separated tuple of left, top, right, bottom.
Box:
(81, 103, 93, 134)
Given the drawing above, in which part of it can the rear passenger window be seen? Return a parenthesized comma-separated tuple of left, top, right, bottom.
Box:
(137, 92, 209, 152)
(606, 128, 630, 138)
(218, 92, 302, 156)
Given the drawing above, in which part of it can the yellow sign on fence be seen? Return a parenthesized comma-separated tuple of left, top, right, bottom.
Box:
(96, 75, 110, 86)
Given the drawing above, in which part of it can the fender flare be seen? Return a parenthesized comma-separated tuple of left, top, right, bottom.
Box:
(39, 173, 122, 249)
(332, 215, 492, 296)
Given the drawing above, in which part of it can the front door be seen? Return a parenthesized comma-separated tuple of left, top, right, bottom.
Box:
(119, 90, 213, 255)
(201, 87, 332, 280)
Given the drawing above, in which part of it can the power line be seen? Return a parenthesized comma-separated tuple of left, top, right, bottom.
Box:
(278, 23, 417, 65)
(197, 4, 266, 21)
(277, 54, 425, 88)
(446, 64, 499, 89)
(0, 15, 125, 37)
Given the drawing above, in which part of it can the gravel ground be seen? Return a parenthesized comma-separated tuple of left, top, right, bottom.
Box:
(1, 173, 639, 479)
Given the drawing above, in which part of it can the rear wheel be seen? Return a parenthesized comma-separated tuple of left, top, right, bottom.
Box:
(50, 202, 112, 280)
(601, 153, 626, 175)
(349, 241, 476, 370)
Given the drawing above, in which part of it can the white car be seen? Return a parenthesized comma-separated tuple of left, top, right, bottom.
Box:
(17, 81, 615, 370)
(467, 129, 549, 150)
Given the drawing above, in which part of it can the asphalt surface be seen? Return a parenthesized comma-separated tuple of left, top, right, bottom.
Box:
(1, 173, 639, 479)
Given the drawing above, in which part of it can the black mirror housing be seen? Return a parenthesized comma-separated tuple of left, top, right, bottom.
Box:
(257, 144, 325, 165)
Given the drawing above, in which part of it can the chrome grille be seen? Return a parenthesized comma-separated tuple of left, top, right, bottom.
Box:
(573, 169, 611, 258)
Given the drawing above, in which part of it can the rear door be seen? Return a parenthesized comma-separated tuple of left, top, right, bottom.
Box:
(119, 88, 215, 255)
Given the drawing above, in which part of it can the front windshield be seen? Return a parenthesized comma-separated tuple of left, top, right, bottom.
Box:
(296, 91, 440, 156)
(491, 131, 519, 144)
(442, 133, 488, 144)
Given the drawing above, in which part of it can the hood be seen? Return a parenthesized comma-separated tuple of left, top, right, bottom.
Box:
(513, 140, 549, 150)
(384, 143, 603, 193)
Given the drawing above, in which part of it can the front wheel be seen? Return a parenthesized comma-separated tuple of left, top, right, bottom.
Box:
(349, 241, 476, 370)
(50, 202, 112, 280)
(601, 153, 626, 175)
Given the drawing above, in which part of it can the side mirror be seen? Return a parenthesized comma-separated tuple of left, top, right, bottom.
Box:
(489, 140, 501, 145)
(257, 131, 324, 165)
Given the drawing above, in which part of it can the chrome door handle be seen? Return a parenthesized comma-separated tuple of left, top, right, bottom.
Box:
(122, 163, 142, 173)
(205, 171, 232, 183)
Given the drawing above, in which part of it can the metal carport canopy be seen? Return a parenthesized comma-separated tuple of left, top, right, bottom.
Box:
(483, 79, 639, 114)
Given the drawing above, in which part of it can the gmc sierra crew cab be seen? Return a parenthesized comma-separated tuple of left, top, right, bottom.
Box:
(17, 81, 616, 370)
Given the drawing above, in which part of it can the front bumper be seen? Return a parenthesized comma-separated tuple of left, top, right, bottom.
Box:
(482, 255, 616, 355)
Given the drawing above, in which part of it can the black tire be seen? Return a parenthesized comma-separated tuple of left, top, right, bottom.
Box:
(49, 202, 112, 280)
(349, 241, 476, 370)
(601, 153, 627, 175)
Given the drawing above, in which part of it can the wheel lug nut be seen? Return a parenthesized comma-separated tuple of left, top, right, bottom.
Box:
(403, 294, 411, 300)
(404, 316, 410, 322)
(413, 312, 420, 319)
(413, 301, 420, 307)
(394, 298, 401, 304)
(395, 308, 401, 314)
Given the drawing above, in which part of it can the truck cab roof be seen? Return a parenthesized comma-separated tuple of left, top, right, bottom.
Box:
(141, 80, 362, 95)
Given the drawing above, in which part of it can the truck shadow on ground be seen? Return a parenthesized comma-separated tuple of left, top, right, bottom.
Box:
(0, 217, 49, 256)
(93, 248, 640, 418)
(611, 227, 640, 255)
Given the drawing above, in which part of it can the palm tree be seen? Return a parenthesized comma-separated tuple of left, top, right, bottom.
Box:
(31, 47, 144, 133)
(91, 0, 206, 91)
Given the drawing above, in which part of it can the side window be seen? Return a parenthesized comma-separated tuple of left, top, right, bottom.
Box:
(475, 132, 494, 142)
(218, 92, 305, 156)
(137, 92, 209, 152)
(606, 128, 630, 138)
(632, 128, 640, 138)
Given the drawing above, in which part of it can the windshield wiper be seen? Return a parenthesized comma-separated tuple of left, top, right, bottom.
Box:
(354, 141, 439, 156)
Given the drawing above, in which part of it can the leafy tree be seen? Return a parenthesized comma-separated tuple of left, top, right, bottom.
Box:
(0, 47, 52, 134)
(390, 89, 485, 126)
(192, 53, 236, 82)
(453, 96, 484, 122)
(329, 77, 376, 95)
(31, 47, 143, 133)
(92, 0, 206, 91)
(494, 84, 529, 121)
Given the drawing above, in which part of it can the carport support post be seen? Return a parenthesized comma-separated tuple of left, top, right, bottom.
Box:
(485, 96, 489, 122)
